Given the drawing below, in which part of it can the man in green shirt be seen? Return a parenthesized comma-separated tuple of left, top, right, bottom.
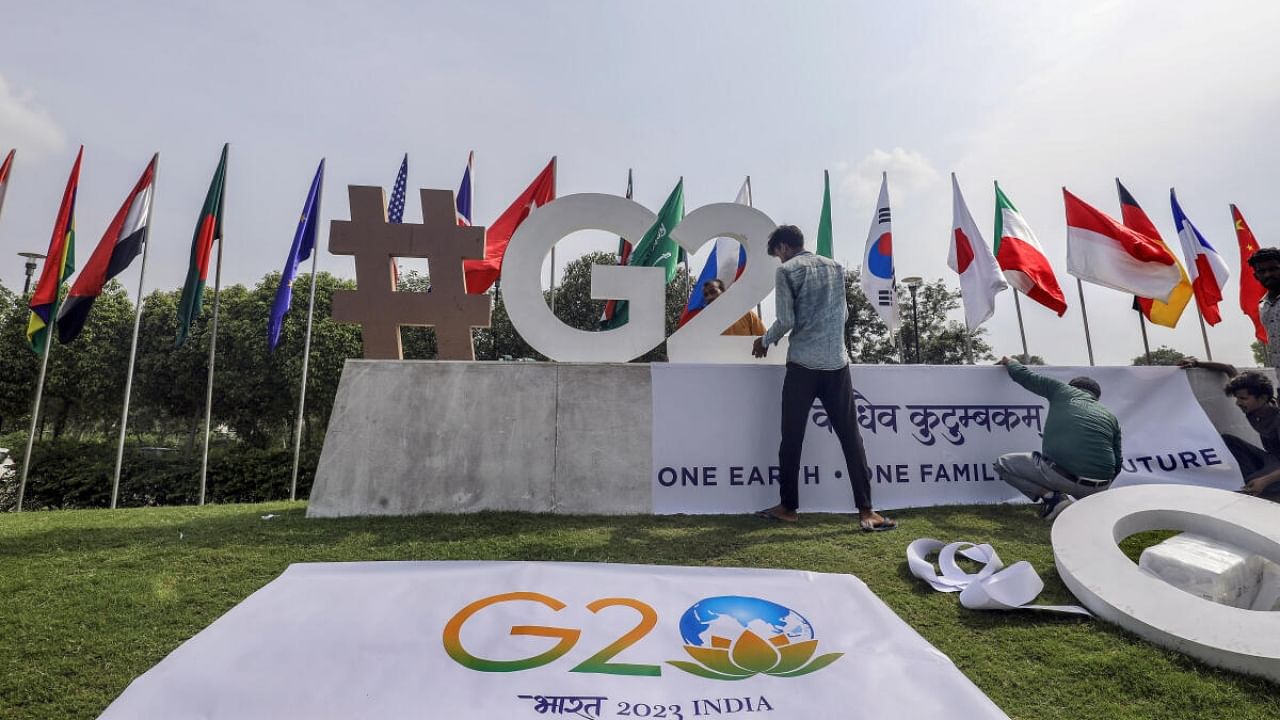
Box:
(994, 357, 1124, 520)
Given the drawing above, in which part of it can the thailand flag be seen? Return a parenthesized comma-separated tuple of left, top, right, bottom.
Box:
(1171, 189, 1229, 325)
(456, 151, 473, 226)
(677, 178, 751, 326)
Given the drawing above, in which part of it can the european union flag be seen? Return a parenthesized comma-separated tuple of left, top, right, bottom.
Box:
(268, 159, 324, 351)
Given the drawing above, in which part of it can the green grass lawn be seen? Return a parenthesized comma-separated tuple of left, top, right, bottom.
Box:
(1, 503, 1276, 720)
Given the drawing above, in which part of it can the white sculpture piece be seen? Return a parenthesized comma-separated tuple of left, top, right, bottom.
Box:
(500, 194, 788, 363)
(1052, 485, 1280, 682)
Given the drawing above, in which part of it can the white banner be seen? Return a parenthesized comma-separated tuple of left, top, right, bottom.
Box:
(99, 562, 1007, 719)
(652, 365, 1237, 514)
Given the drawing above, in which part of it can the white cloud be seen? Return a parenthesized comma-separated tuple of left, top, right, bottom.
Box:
(0, 74, 66, 158)
(834, 147, 941, 212)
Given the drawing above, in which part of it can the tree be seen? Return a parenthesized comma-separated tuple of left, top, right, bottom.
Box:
(842, 272, 993, 365)
(1253, 340, 1267, 366)
(1132, 345, 1190, 366)
(1011, 353, 1046, 365)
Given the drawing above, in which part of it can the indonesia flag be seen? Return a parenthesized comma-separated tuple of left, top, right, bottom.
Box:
(456, 151, 473, 226)
(1063, 188, 1180, 299)
(59, 154, 156, 343)
(0, 149, 14, 223)
(949, 174, 1007, 330)
(1171, 189, 1229, 325)
(677, 178, 751, 326)
(861, 173, 899, 331)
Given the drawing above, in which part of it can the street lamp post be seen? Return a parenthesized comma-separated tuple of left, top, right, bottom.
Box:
(18, 252, 45, 296)
(901, 276, 923, 364)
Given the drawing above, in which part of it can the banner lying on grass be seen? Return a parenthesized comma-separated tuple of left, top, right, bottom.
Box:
(99, 561, 1008, 719)
(652, 365, 1236, 514)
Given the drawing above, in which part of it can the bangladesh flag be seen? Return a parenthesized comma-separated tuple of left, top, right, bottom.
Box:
(602, 178, 685, 330)
(28, 147, 82, 354)
(816, 169, 833, 259)
(176, 144, 228, 348)
(993, 181, 1066, 316)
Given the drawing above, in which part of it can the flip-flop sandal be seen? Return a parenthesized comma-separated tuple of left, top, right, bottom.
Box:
(859, 517, 897, 532)
(754, 509, 782, 522)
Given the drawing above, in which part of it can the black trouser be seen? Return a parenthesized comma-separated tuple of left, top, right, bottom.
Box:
(1223, 434, 1280, 501)
(778, 363, 872, 512)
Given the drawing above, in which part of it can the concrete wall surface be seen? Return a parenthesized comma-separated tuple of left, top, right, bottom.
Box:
(307, 361, 651, 517)
(308, 363, 1263, 518)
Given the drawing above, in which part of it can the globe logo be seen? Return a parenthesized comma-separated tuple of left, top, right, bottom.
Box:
(667, 596, 843, 680)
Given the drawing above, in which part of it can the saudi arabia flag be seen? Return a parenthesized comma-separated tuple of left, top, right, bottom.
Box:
(993, 182, 1066, 316)
(602, 178, 685, 330)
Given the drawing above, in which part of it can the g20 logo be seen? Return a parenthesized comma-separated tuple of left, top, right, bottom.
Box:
(441, 592, 843, 681)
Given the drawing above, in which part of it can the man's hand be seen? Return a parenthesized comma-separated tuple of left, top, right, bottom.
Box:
(1243, 475, 1277, 495)
(752, 336, 768, 358)
(996, 356, 1011, 366)
(1177, 357, 1199, 369)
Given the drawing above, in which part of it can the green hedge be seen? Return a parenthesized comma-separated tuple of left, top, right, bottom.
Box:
(0, 439, 318, 511)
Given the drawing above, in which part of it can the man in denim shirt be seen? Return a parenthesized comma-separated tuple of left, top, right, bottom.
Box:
(751, 225, 896, 531)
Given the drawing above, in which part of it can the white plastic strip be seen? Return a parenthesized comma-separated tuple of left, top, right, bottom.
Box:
(907, 538, 1092, 617)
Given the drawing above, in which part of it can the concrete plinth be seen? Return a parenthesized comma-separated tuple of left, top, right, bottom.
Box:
(306, 361, 652, 517)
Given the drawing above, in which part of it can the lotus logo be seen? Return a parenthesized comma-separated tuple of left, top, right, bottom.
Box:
(667, 596, 843, 680)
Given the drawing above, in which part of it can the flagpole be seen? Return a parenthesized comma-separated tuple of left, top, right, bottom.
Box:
(1012, 289, 1030, 359)
(1136, 307, 1152, 365)
(1076, 278, 1095, 366)
(290, 175, 323, 502)
(1196, 306, 1213, 361)
(198, 235, 224, 506)
(111, 155, 158, 509)
(15, 327, 55, 512)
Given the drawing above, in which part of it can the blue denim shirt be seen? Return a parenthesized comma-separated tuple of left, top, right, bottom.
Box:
(762, 252, 850, 370)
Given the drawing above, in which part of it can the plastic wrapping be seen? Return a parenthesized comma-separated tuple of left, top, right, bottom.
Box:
(1138, 533, 1264, 610)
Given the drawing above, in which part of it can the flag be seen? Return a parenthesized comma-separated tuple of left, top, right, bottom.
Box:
(1117, 179, 1193, 328)
(861, 172, 899, 331)
(456, 151, 473, 226)
(677, 178, 751, 326)
(1232, 204, 1266, 343)
(28, 146, 81, 354)
(948, 174, 1007, 330)
(1171, 189, 1229, 325)
(816, 170, 834, 259)
(994, 182, 1067, 316)
(388, 154, 408, 224)
(602, 178, 685, 330)
(268, 159, 325, 351)
(1064, 188, 1181, 299)
(176, 144, 229, 348)
(57, 153, 156, 343)
(464, 157, 556, 294)
(600, 169, 635, 327)
(0, 149, 14, 223)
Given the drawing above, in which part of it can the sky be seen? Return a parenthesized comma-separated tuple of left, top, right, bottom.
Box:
(1, 0, 1278, 366)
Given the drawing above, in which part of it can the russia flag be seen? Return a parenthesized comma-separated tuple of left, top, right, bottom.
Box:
(456, 151, 473, 226)
(678, 178, 751, 326)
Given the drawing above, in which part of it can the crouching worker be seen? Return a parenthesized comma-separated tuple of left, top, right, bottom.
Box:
(993, 357, 1123, 520)
(1180, 359, 1280, 502)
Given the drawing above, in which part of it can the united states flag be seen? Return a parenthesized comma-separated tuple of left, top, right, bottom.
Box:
(388, 154, 408, 224)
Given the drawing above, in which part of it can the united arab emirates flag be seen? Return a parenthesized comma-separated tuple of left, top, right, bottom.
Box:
(602, 178, 685, 330)
(28, 147, 81, 354)
(58, 154, 156, 343)
(176, 144, 228, 348)
(994, 182, 1066, 316)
